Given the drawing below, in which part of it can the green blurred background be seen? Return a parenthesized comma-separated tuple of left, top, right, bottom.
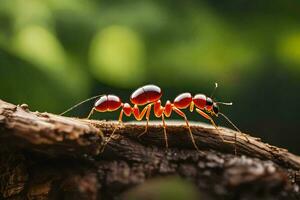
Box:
(1, 0, 300, 153)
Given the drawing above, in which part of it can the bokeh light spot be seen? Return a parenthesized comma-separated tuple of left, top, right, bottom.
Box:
(12, 25, 67, 74)
(11, 25, 90, 100)
(278, 32, 300, 72)
(89, 25, 146, 87)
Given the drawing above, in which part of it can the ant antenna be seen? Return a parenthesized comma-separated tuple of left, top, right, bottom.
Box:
(218, 112, 241, 132)
(210, 82, 218, 98)
(216, 101, 233, 106)
(60, 94, 104, 116)
(219, 112, 250, 143)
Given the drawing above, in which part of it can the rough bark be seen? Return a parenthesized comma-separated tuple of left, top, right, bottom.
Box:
(0, 99, 299, 199)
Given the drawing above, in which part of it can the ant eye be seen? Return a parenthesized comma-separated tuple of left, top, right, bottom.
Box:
(213, 104, 219, 114)
(206, 97, 213, 106)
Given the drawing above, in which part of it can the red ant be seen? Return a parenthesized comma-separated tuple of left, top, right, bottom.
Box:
(129, 83, 249, 151)
(60, 84, 249, 152)
(60, 85, 162, 146)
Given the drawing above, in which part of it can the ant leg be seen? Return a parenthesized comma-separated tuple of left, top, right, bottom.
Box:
(218, 112, 250, 143)
(195, 108, 226, 142)
(86, 108, 95, 119)
(172, 107, 200, 152)
(153, 101, 168, 148)
(189, 101, 195, 112)
(133, 104, 152, 121)
(138, 104, 152, 137)
(104, 110, 124, 147)
(133, 104, 152, 137)
(118, 108, 125, 127)
(161, 113, 168, 148)
(195, 108, 237, 154)
(242, 133, 250, 142)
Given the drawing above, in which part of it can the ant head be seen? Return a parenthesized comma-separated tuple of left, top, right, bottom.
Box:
(212, 102, 219, 116)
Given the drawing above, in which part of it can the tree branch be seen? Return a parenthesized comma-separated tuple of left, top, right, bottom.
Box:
(0, 99, 299, 199)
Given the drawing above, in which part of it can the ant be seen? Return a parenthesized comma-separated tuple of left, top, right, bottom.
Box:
(60, 85, 162, 146)
(130, 83, 249, 152)
(60, 84, 249, 153)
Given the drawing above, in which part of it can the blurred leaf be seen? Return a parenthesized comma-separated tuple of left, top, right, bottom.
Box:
(277, 31, 300, 73)
(0, 49, 74, 112)
(89, 25, 146, 88)
(12, 25, 67, 73)
(0, 0, 52, 30)
(10, 25, 90, 102)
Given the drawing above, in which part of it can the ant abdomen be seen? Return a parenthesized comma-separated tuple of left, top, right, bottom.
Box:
(94, 95, 122, 112)
(130, 85, 162, 105)
(173, 93, 192, 109)
(193, 94, 207, 110)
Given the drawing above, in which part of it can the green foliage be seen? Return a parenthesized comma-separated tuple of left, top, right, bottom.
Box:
(89, 25, 146, 87)
(123, 177, 200, 200)
(0, 0, 300, 152)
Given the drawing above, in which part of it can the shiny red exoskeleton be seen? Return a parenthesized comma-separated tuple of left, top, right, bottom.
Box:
(85, 85, 163, 146)
(127, 84, 249, 152)
(123, 85, 222, 151)
(130, 85, 162, 105)
(90, 85, 162, 122)
(142, 92, 221, 151)
(61, 83, 248, 152)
